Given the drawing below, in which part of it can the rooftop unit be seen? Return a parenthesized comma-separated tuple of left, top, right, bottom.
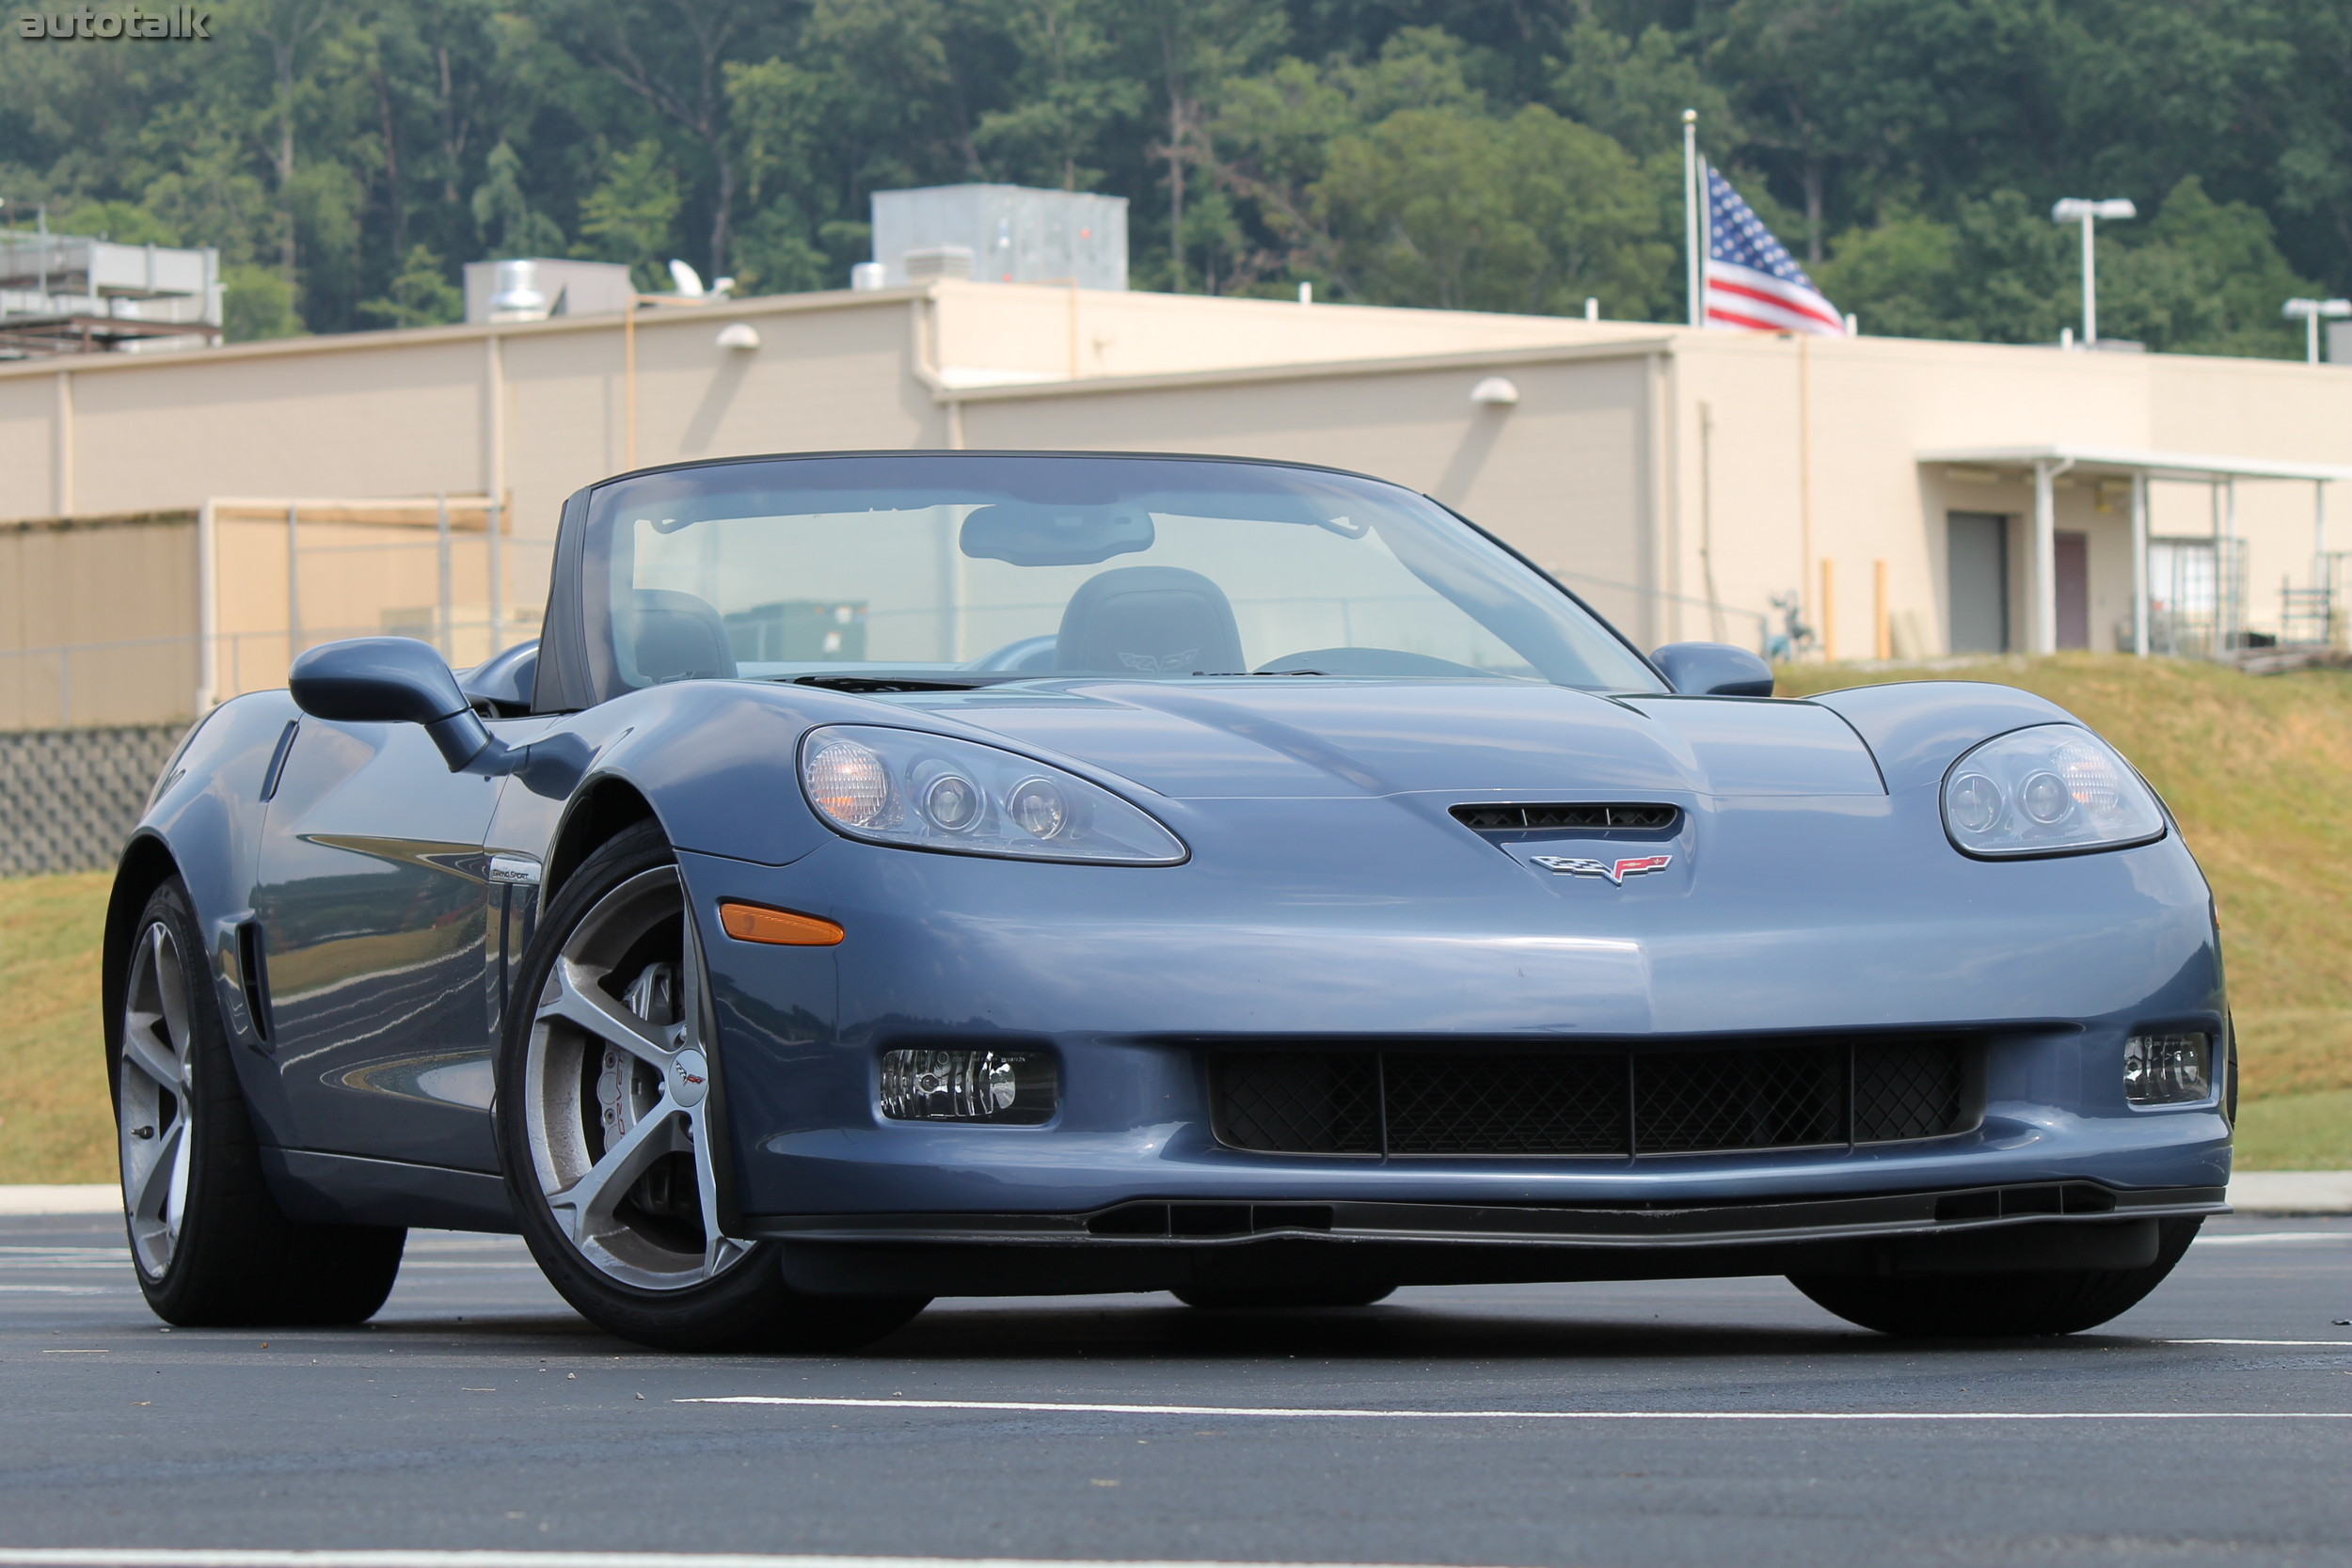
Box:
(868, 184, 1127, 292)
(461, 258, 637, 324)
(0, 234, 222, 359)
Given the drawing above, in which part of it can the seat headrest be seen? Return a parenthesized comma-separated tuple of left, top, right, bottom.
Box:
(1055, 566, 1246, 676)
(623, 589, 737, 684)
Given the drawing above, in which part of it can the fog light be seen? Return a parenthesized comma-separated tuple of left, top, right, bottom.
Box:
(880, 1049, 1057, 1123)
(2124, 1032, 2210, 1105)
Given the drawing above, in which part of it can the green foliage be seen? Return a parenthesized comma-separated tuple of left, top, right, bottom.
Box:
(358, 245, 463, 329)
(1315, 105, 1665, 318)
(223, 264, 305, 341)
(1, 0, 2346, 347)
(471, 141, 566, 261)
(579, 138, 684, 290)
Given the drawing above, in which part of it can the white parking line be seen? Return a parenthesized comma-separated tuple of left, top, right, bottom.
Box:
(2163, 1338, 2352, 1348)
(0, 1554, 1478, 1568)
(679, 1395, 2352, 1421)
(2194, 1232, 2349, 1245)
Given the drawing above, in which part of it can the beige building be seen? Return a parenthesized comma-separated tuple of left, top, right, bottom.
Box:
(4, 279, 2349, 729)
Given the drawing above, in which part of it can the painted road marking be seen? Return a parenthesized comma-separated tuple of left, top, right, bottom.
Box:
(2164, 1338, 2352, 1348)
(679, 1395, 2352, 1421)
(2194, 1232, 2350, 1245)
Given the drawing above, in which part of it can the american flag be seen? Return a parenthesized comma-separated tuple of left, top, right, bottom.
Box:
(1704, 166, 1845, 336)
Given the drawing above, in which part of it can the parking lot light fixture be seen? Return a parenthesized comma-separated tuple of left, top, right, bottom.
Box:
(2282, 297, 2352, 364)
(2050, 198, 2137, 346)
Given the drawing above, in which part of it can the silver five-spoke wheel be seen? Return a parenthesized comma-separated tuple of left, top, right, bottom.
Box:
(119, 918, 196, 1278)
(522, 864, 752, 1291)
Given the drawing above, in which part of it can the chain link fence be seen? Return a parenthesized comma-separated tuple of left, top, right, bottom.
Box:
(0, 724, 186, 877)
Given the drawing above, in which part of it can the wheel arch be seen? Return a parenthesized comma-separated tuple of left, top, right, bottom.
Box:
(543, 774, 666, 906)
(103, 832, 183, 1081)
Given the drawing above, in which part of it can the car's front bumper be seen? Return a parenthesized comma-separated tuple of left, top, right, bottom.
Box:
(752, 1180, 2225, 1297)
(679, 806, 2232, 1284)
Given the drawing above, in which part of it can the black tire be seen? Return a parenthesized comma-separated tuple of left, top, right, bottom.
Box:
(1174, 1284, 1397, 1310)
(114, 879, 405, 1327)
(1789, 1217, 2203, 1338)
(496, 820, 927, 1353)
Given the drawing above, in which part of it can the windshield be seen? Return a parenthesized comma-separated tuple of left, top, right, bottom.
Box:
(576, 454, 1661, 699)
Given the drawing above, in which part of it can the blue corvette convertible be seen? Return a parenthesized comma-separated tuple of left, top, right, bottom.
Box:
(105, 451, 2232, 1349)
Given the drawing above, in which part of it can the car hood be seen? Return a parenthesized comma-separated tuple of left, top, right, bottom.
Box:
(883, 680, 1885, 800)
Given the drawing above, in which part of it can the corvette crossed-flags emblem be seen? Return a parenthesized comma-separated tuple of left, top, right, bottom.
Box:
(1530, 853, 1674, 885)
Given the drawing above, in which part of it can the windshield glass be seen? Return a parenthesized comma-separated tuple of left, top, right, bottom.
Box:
(577, 454, 1661, 698)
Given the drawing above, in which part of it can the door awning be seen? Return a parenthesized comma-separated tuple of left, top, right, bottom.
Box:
(1918, 443, 2352, 484)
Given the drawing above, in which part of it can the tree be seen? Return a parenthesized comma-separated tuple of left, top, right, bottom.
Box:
(472, 140, 567, 256)
(579, 137, 685, 287)
(1314, 104, 1665, 317)
(358, 244, 465, 327)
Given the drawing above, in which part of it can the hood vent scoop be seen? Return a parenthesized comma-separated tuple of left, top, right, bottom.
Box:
(1452, 803, 1679, 833)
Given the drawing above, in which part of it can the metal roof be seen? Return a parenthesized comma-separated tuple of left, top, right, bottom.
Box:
(1917, 443, 2352, 483)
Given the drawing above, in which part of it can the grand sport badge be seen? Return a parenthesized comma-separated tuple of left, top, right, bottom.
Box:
(1531, 853, 1673, 885)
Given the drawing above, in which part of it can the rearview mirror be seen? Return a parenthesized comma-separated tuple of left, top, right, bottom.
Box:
(1650, 641, 1774, 698)
(289, 637, 504, 771)
(961, 502, 1153, 566)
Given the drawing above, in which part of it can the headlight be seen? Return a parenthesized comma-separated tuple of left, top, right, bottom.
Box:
(1941, 724, 2165, 858)
(798, 725, 1186, 864)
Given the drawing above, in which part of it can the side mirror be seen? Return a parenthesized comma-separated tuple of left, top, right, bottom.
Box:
(289, 637, 507, 772)
(1650, 641, 1774, 698)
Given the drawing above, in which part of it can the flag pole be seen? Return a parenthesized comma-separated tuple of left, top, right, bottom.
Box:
(1683, 109, 1701, 327)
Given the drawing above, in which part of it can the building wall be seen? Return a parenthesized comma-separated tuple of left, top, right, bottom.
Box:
(5, 282, 2352, 733)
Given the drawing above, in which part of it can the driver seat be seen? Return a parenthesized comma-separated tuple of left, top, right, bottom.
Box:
(1055, 566, 1245, 676)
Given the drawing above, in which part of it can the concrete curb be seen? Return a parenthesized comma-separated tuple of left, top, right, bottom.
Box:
(0, 1184, 120, 1215)
(3, 1177, 2349, 1218)
(2226, 1171, 2352, 1215)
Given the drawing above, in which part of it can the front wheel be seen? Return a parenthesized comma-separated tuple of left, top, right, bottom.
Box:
(1789, 1217, 2203, 1338)
(497, 822, 926, 1352)
(115, 879, 405, 1325)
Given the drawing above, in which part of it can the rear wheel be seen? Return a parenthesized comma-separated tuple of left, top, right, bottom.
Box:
(498, 821, 927, 1352)
(1174, 1284, 1396, 1310)
(116, 879, 405, 1326)
(1789, 1217, 2202, 1337)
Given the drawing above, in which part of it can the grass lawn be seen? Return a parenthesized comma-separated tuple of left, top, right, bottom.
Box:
(0, 871, 114, 1183)
(2, 653, 2345, 1181)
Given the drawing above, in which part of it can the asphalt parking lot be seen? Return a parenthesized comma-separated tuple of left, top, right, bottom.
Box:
(0, 1212, 2345, 1568)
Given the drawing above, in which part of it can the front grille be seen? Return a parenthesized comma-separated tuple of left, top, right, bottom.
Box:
(1452, 802, 1679, 832)
(1211, 1038, 1978, 1158)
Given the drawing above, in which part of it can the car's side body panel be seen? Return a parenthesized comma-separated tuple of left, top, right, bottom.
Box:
(250, 716, 505, 1169)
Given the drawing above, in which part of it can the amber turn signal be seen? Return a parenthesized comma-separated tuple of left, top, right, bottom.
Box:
(717, 900, 845, 946)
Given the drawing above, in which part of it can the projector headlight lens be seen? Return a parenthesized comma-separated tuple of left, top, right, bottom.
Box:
(1007, 778, 1069, 839)
(799, 724, 1184, 864)
(1942, 724, 2165, 858)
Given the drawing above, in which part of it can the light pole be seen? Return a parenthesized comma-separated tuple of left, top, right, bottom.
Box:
(2050, 198, 2136, 346)
(2282, 297, 2352, 364)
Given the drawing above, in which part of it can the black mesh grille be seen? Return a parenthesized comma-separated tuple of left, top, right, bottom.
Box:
(1452, 803, 1680, 832)
(1385, 1053, 1627, 1154)
(1633, 1044, 1846, 1153)
(1212, 1038, 1973, 1158)
(1212, 1052, 1380, 1154)
(1854, 1038, 1968, 1142)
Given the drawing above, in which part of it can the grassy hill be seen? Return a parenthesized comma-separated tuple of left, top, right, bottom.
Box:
(2, 652, 2345, 1182)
